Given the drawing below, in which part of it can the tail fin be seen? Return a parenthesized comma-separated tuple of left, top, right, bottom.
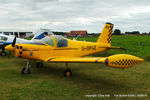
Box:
(97, 22, 114, 46)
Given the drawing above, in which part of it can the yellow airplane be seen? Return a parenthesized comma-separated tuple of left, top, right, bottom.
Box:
(5, 22, 144, 77)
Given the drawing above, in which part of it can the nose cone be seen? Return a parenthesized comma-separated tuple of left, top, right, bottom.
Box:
(5, 45, 14, 52)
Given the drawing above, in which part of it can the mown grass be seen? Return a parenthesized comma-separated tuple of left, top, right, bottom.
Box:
(0, 35, 150, 100)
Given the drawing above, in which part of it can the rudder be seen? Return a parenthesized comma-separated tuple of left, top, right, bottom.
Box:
(97, 22, 114, 46)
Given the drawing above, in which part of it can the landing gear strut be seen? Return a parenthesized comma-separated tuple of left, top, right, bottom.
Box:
(21, 60, 31, 74)
(0, 47, 6, 56)
(64, 63, 72, 77)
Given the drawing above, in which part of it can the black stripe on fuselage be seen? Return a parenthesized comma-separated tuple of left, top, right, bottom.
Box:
(22, 49, 38, 51)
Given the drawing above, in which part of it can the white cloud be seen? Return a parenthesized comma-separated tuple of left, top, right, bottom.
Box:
(123, 6, 150, 18)
(0, 0, 149, 33)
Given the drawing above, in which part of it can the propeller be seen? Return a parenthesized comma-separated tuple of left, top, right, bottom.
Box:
(12, 37, 24, 57)
(12, 36, 19, 57)
(5, 36, 21, 57)
(12, 36, 17, 47)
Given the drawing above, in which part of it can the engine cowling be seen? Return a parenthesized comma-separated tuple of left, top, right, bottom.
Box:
(14, 44, 23, 57)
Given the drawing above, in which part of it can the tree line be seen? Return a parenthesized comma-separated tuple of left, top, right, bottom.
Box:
(113, 29, 150, 35)
(53, 29, 150, 36)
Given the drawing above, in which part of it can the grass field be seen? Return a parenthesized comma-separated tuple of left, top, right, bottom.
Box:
(0, 35, 150, 100)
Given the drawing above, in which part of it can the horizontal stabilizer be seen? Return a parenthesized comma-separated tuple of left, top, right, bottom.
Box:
(107, 47, 127, 50)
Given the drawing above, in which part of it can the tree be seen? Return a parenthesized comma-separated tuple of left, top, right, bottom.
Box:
(131, 31, 140, 35)
(113, 29, 121, 35)
(125, 31, 140, 35)
(53, 31, 67, 35)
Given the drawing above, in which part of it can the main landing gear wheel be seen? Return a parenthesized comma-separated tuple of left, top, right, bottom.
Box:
(0, 51, 6, 56)
(36, 62, 43, 68)
(21, 60, 31, 74)
(64, 69, 72, 77)
(64, 63, 72, 77)
(21, 67, 30, 74)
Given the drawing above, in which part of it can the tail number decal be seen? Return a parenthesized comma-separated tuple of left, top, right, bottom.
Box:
(82, 45, 96, 51)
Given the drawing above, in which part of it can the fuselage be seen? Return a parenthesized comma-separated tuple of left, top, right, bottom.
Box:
(7, 35, 111, 61)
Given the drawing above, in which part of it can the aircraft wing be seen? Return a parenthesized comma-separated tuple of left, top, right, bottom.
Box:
(39, 54, 144, 68)
(42, 57, 107, 63)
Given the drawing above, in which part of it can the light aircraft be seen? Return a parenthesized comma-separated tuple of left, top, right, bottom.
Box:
(0, 29, 53, 56)
(5, 22, 144, 77)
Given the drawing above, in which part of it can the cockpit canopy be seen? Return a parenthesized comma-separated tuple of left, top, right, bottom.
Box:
(40, 35, 68, 47)
(32, 29, 54, 40)
(41, 36, 54, 46)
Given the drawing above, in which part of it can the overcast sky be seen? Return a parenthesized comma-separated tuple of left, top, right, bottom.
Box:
(0, 0, 150, 33)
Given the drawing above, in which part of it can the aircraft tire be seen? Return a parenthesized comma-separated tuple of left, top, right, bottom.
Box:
(0, 52, 6, 56)
(21, 67, 30, 74)
(64, 69, 72, 77)
(36, 62, 43, 68)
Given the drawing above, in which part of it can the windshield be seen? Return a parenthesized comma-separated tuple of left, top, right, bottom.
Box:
(32, 29, 54, 40)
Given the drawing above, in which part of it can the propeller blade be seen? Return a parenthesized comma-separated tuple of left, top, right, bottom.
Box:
(12, 37, 16, 47)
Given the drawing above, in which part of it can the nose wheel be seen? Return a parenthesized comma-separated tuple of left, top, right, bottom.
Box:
(0, 51, 6, 56)
(21, 67, 30, 74)
(0, 47, 6, 56)
(64, 63, 72, 77)
(21, 60, 31, 74)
